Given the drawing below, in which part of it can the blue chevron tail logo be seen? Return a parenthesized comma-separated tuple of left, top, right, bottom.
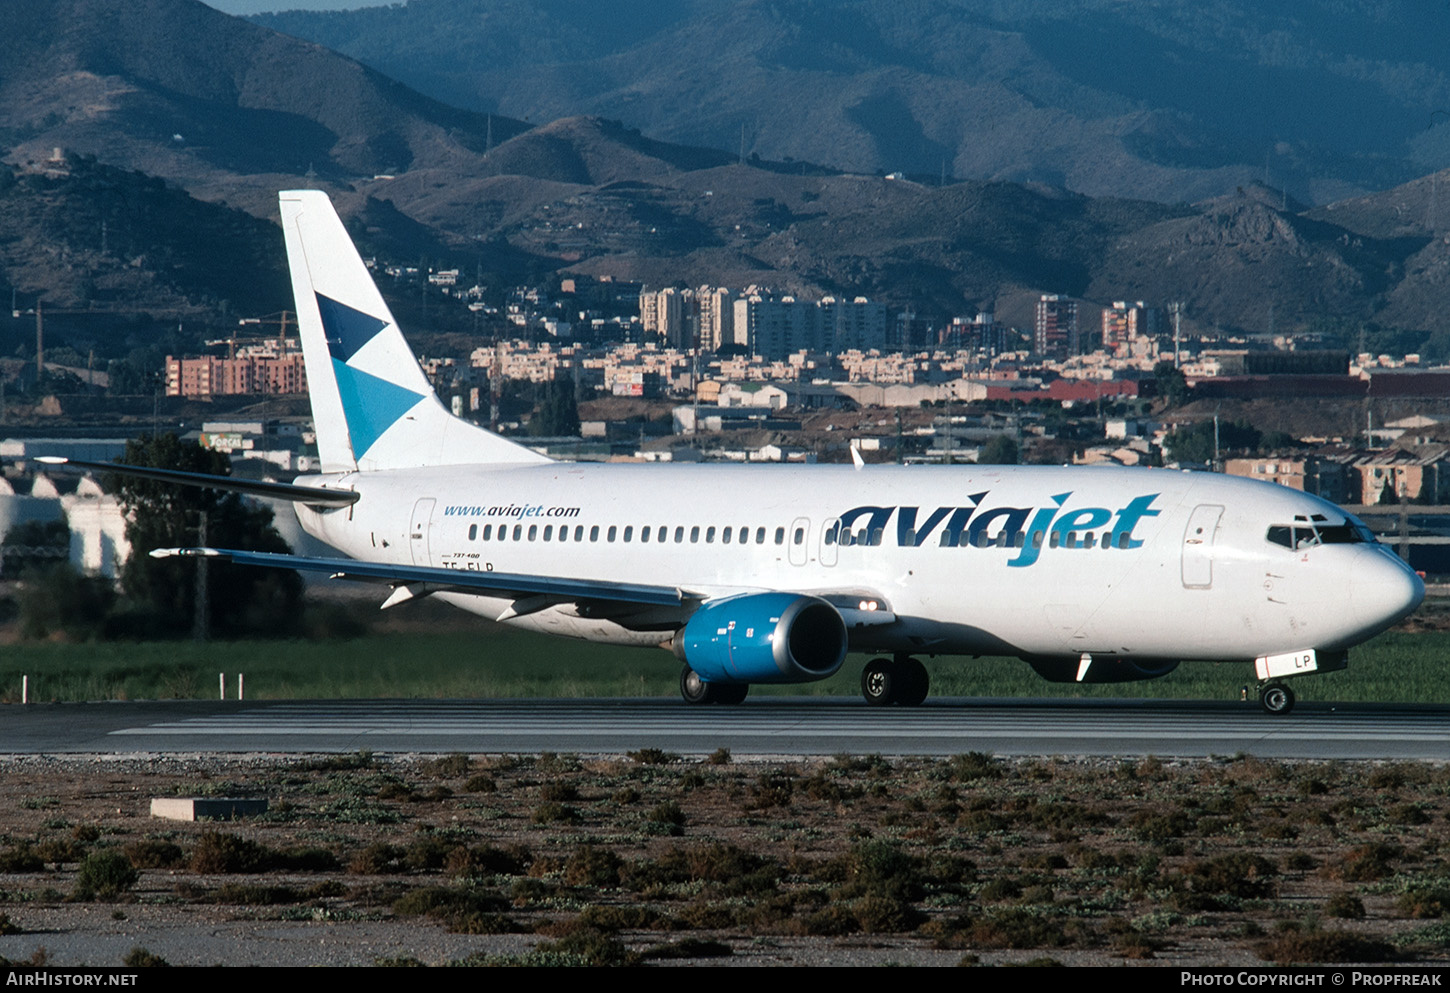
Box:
(332, 360, 424, 456)
(316, 293, 389, 362)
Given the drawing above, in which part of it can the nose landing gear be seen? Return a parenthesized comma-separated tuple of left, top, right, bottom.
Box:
(1258, 681, 1295, 716)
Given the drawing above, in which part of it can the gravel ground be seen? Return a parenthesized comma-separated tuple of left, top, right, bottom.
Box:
(0, 752, 1442, 968)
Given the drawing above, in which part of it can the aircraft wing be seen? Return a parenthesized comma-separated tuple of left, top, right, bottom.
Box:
(150, 546, 692, 609)
(149, 546, 899, 629)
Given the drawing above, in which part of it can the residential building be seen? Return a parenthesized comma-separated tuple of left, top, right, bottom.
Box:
(1034, 295, 1079, 359)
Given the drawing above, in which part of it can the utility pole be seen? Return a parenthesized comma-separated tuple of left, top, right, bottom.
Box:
(35, 301, 43, 383)
(1168, 302, 1184, 369)
(489, 341, 502, 431)
(192, 509, 209, 643)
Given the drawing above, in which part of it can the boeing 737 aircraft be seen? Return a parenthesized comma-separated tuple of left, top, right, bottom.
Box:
(47, 191, 1426, 713)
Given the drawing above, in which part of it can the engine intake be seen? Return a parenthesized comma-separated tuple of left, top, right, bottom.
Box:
(673, 593, 848, 684)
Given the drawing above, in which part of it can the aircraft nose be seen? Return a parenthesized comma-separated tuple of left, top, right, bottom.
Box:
(1348, 547, 1425, 634)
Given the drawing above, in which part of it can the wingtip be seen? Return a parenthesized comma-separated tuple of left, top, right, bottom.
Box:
(149, 547, 222, 559)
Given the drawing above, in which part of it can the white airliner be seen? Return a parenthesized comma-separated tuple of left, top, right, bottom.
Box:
(47, 191, 1426, 713)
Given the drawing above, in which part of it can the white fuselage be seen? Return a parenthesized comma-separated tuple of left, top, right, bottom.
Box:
(294, 462, 1423, 664)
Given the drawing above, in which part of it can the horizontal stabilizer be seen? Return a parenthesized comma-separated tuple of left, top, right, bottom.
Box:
(36, 457, 358, 508)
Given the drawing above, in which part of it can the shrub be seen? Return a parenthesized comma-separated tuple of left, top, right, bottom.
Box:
(1325, 892, 1366, 919)
(647, 801, 686, 835)
(1325, 843, 1402, 883)
(121, 947, 168, 968)
(627, 748, 679, 765)
(944, 752, 1000, 781)
(190, 832, 273, 874)
(123, 840, 184, 869)
(532, 929, 639, 967)
(1257, 930, 1397, 964)
(425, 754, 472, 778)
(215, 884, 303, 906)
(531, 802, 579, 825)
(74, 851, 139, 900)
(1397, 887, 1450, 919)
(563, 846, 624, 888)
(1185, 853, 1278, 899)
(348, 843, 404, 875)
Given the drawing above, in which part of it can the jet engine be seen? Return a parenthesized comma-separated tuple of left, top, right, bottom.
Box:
(1024, 656, 1180, 684)
(672, 593, 848, 684)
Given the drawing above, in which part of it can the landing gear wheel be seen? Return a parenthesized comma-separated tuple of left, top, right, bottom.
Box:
(861, 657, 897, 706)
(680, 666, 714, 705)
(680, 667, 748, 705)
(896, 657, 930, 707)
(714, 682, 749, 705)
(1259, 682, 1295, 716)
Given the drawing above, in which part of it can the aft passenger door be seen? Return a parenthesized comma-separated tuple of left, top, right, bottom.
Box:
(409, 497, 436, 566)
(1181, 504, 1223, 589)
(788, 516, 810, 567)
(819, 517, 840, 567)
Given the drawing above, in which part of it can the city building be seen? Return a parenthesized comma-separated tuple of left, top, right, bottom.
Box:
(1034, 295, 1079, 359)
(165, 339, 308, 398)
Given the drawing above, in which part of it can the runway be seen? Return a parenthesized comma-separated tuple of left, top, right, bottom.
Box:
(0, 697, 1444, 759)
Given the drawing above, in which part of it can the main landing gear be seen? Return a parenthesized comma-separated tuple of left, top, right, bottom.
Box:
(861, 656, 929, 707)
(1257, 681, 1295, 716)
(679, 667, 748, 705)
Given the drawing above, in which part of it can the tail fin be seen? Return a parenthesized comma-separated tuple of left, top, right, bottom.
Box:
(279, 190, 549, 472)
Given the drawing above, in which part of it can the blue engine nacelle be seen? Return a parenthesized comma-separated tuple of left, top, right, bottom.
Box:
(673, 593, 848, 684)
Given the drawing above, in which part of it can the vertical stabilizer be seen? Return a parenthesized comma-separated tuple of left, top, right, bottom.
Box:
(279, 191, 550, 472)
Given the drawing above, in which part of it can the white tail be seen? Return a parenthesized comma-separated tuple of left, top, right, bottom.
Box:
(279, 190, 549, 472)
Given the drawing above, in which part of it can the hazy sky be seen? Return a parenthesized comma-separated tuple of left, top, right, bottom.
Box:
(204, 1, 394, 14)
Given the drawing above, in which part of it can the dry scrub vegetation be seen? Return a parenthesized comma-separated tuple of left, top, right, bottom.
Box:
(0, 752, 1445, 966)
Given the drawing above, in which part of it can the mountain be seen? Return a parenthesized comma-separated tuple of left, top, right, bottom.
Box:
(252, 0, 1450, 207)
(0, 0, 529, 214)
(0, 0, 1447, 348)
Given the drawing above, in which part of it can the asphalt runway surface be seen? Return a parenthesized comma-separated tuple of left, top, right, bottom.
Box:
(0, 697, 1444, 759)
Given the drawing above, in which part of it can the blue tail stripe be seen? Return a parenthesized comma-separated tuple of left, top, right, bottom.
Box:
(316, 293, 390, 362)
(332, 359, 425, 456)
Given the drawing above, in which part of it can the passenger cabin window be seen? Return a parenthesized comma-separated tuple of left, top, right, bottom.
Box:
(543, 525, 553, 541)
(756, 527, 767, 544)
(483, 524, 493, 540)
(512, 524, 522, 540)
(468, 524, 477, 541)
(774, 527, 785, 545)
(624, 526, 633, 542)
(528, 525, 537, 541)
(706, 526, 716, 543)
(590, 525, 600, 542)
(690, 526, 701, 543)
(607, 525, 617, 542)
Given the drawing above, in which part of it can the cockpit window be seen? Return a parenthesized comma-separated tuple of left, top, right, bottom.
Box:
(1267, 521, 1372, 549)
(1317, 523, 1373, 544)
